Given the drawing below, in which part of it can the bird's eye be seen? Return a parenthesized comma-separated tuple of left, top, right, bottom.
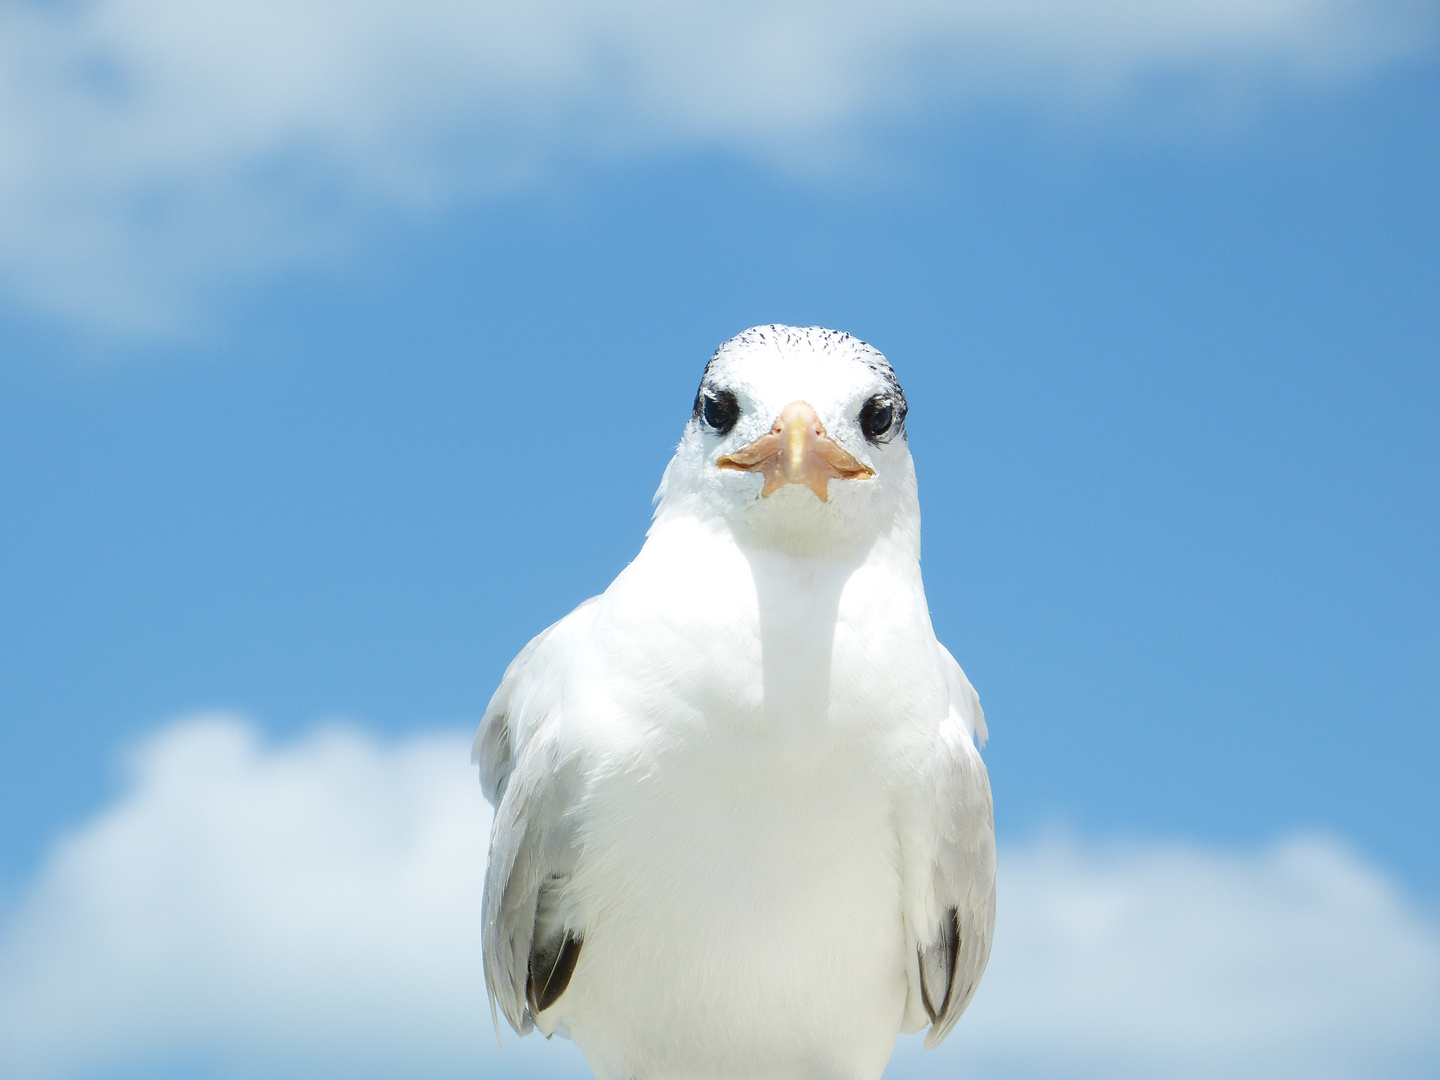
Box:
(700, 389, 740, 434)
(859, 396, 895, 442)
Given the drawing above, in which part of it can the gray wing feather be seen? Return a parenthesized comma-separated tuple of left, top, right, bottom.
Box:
(481, 735, 582, 1035)
(917, 646, 997, 1048)
(473, 606, 595, 1037)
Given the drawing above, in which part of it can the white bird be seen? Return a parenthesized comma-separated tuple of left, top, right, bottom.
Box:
(474, 325, 995, 1080)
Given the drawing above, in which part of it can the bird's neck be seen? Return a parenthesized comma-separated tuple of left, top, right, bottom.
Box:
(636, 513, 926, 734)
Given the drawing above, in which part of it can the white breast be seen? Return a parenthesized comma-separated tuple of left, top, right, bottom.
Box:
(539, 516, 948, 1080)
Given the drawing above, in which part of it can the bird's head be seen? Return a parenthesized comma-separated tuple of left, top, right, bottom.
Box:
(655, 325, 919, 557)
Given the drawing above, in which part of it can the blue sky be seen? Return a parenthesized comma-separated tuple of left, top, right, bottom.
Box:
(1, 2, 1438, 1078)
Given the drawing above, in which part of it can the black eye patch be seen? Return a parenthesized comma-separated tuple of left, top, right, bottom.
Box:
(697, 388, 740, 435)
(859, 395, 896, 442)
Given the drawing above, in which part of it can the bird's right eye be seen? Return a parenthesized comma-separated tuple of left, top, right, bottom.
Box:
(700, 389, 740, 434)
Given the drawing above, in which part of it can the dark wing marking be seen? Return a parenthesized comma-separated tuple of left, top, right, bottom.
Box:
(528, 928, 583, 1015)
(918, 907, 961, 1023)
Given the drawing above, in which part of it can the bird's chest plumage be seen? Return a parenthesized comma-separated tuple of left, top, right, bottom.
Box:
(546, 526, 944, 1079)
(561, 732, 909, 1080)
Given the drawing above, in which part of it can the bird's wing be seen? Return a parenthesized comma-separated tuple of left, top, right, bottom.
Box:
(472, 601, 597, 1037)
(905, 644, 997, 1048)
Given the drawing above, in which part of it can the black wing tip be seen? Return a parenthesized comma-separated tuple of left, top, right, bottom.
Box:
(918, 945, 940, 1023)
(937, 907, 961, 1019)
(527, 930, 583, 1016)
(920, 907, 963, 1025)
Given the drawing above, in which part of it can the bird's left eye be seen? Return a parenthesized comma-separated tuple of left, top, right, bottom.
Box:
(859, 396, 894, 441)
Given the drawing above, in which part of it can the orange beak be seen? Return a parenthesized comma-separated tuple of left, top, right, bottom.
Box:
(716, 400, 874, 501)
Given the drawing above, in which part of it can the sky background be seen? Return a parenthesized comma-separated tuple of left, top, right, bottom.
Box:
(1, 1, 1438, 1078)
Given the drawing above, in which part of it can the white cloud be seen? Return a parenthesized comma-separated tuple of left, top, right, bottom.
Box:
(0, 0, 1429, 334)
(2, 715, 1437, 1080)
(942, 836, 1440, 1079)
(0, 718, 508, 1079)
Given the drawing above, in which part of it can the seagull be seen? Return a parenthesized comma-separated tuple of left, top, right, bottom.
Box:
(474, 325, 995, 1080)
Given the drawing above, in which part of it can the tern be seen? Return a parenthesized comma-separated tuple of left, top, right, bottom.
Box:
(475, 325, 995, 1080)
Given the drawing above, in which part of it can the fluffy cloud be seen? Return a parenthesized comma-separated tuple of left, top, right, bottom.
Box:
(1, 715, 1437, 1080)
(0, 0, 1429, 332)
(0, 719, 502, 1079)
(945, 837, 1440, 1079)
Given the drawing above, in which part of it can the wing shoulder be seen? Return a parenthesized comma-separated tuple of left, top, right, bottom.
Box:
(472, 596, 600, 805)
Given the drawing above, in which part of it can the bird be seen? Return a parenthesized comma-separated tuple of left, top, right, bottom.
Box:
(474, 325, 995, 1080)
